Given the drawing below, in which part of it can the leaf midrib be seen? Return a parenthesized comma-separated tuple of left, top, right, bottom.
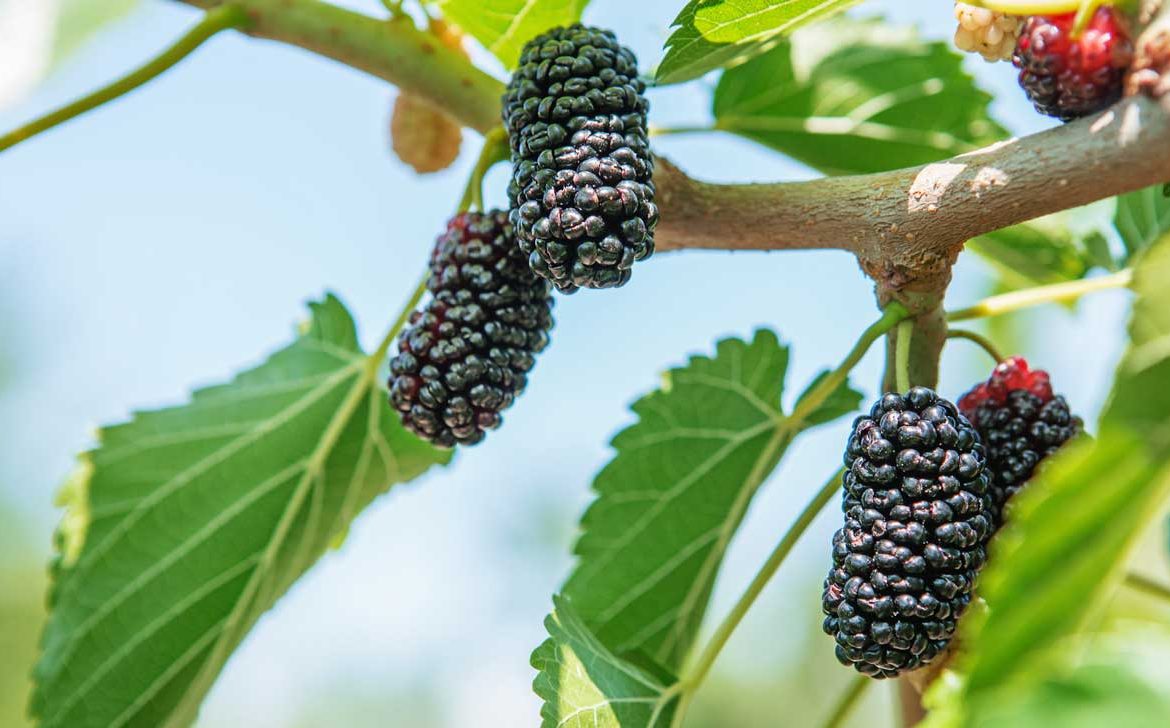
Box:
(166, 353, 386, 726)
(45, 348, 386, 728)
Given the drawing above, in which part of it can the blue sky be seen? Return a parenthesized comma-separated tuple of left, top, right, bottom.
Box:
(0, 1, 1135, 725)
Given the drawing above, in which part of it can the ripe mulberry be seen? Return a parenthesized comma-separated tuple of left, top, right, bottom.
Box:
(388, 211, 554, 447)
(1013, 7, 1134, 121)
(502, 24, 658, 293)
(959, 357, 1081, 522)
(822, 388, 994, 678)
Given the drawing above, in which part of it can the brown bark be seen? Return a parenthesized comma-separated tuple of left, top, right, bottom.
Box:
(174, 0, 1170, 304)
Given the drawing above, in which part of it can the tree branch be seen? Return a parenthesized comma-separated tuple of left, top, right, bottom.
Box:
(171, 1, 1170, 291)
(38, 0, 1170, 297)
(654, 95, 1170, 272)
(174, 0, 504, 133)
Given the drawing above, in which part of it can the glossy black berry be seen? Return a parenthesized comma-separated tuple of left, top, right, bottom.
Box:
(822, 388, 994, 678)
(502, 24, 657, 293)
(388, 211, 554, 447)
(959, 357, 1082, 523)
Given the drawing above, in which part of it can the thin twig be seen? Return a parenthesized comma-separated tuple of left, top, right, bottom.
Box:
(1124, 572, 1170, 602)
(821, 675, 871, 728)
(673, 468, 846, 725)
(946, 329, 1005, 364)
(0, 5, 250, 153)
(946, 270, 1133, 322)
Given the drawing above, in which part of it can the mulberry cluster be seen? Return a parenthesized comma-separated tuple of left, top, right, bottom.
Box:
(822, 388, 994, 678)
(1013, 7, 1134, 121)
(388, 211, 554, 448)
(502, 24, 658, 293)
(959, 357, 1081, 522)
(954, 2, 1023, 62)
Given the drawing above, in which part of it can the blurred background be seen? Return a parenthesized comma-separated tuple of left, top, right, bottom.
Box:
(0, 1, 1151, 726)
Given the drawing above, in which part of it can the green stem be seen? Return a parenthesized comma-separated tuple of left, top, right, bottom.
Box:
(669, 304, 911, 726)
(179, 0, 503, 134)
(895, 320, 913, 393)
(675, 468, 846, 724)
(790, 303, 911, 423)
(965, 0, 1082, 13)
(457, 127, 508, 213)
(1072, 0, 1105, 36)
(1123, 573, 1170, 603)
(946, 329, 1005, 365)
(822, 675, 871, 728)
(946, 270, 1132, 322)
(371, 275, 428, 368)
(0, 5, 250, 153)
(649, 125, 721, 137)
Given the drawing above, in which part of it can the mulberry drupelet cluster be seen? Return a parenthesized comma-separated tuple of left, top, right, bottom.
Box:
(388, 211, 554, 448)
(1012, 6, 1134, 121)
(953, 2, 1023, 62)
(502, 24, 658, 293)
(959, 357, 1081, 522)
(822, 388, 994, 678)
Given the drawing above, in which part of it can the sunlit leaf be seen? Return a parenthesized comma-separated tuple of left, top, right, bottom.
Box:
(53, 0, 140, 65)
(711, 18, 1006, 175)
(1114, 185, 1170, 263)
(947, 233, 1170, 717)
(967, 221, 1090, 289)
(657, 0, 862, 84)
(532, 597, 678, 728)
(32, 295, 450, 728)
(437, 0, 589, 69)
(559, 330, 861, 672)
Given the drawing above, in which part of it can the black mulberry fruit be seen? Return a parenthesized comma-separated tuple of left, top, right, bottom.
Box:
(502, 24, 658, 293)
(822, 387, 994, 678)
(1013, 7, 1133, 121)
(959, 357, 1082, 523)
(388, 211, 554, 447)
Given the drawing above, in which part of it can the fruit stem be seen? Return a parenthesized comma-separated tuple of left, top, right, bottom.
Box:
(370, 274, 429, 369)
(821, 674, 871, 728)
(457, 127, 508, 213)
(946, 269, 1133, 322)
(1123, 572, 1170, 602)
(674, 468, 846, 724)
(672, 305, 911, 724)
(946, 329, 1005, 364)
(1072, 0, 1106, 37)
(966, 0, 1083, 14)
(895, 319, 914, 392)
(0, 5, 251, 154)
(790, 303, 912, 423)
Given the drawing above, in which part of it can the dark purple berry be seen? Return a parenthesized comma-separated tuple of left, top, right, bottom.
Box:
(387, 211, 554, 447)
(502, 25, 657, 293)
(823, 387, 993, 679)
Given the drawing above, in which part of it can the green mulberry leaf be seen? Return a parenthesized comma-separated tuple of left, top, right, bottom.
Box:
(532, 597, 678, 728)
(947, 233, 1170, 718)
(32, 294, 450, 728)
(558, 330, 861, 673)
(1114, 184, 1170, 263)
(967, 220, 1091, 289)
(437, 0, 590, 69)
(657, 0, 862, 84)
(711, 18, 1007, 175)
